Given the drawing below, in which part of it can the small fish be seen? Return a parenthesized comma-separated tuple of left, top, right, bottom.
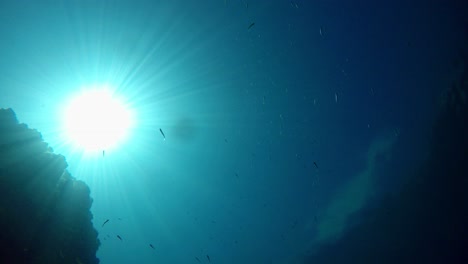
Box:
(319, 27, 323, 36)
(149, 244, 155, 250)
(159, 128, 166, 140)
(117, 235, 122, 241)
(248, 22, 255, 30)
(335, 92, 338, 103)
(102, 219, 109, 227)
(207, 254, 211, 262)
(313, 162, 318, 169)
(195, 257, 201, 263)
(102, 150, 105, 157)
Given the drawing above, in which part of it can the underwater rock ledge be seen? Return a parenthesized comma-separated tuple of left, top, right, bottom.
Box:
(0, 108, 100, 264)
(303, 51, 468, 264)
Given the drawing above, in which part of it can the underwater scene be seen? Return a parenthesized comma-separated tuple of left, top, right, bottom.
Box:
(0, 1, 467, 263)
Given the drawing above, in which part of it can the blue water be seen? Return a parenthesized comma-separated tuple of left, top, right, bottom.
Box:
(0, 0, 466, 263)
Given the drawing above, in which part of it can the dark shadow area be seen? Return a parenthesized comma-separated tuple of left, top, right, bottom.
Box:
(171, 117, 198, 143)
(303, 39, 468, 263)
(0, 108, 100, 264)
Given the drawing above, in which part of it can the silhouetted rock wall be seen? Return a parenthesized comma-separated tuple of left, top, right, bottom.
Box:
(303, 45, 468, 264)
(0, 108, 100, 264)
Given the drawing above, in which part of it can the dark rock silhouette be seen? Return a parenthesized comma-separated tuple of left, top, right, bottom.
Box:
(303, 48, 468, 263)
(0, 108, 100, 263)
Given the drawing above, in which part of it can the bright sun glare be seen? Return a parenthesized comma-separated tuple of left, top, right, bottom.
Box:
(62, 86, 134, 153)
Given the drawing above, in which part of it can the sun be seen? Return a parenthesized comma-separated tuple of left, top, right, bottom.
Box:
(62, 86, 135, 153)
